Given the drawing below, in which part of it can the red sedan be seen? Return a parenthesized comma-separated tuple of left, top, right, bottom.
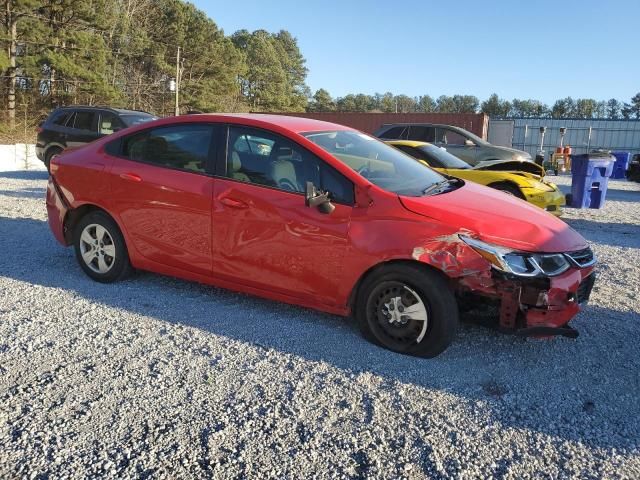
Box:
(46, 114, 596, 357)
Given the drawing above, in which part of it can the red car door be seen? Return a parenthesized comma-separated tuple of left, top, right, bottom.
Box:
(108, 123, 218, 276)
(212, 126, 354, 306)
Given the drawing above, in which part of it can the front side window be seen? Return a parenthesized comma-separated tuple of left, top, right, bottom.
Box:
(99, 112, 125, 135)
(304, 130, 446, 197)
(226, 126, 354, 204)
(435, 128, 467, 146)
(122, 124, 213, 173)
(73, 111, 96, 131)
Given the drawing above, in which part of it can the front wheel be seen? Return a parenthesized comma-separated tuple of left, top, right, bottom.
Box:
(356, 264, 459, 358)
(73, 211, 132, 283)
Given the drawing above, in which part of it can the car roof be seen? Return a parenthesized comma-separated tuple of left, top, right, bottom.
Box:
(157, 113, 355, 134)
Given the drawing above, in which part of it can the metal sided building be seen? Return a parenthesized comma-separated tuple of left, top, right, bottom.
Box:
(489, 118, 640, 157)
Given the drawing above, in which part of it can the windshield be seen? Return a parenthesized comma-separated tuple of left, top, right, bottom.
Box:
(121, 113, 157, 126)
(419, 145, 472, 169)
(303, 130, 446, 196)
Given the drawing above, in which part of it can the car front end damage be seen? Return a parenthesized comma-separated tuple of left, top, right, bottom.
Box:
(413, 234, 596, 337)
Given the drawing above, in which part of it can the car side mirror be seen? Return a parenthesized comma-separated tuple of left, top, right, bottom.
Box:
(465, 139, 475, 147)
(305, 181, 335, 215)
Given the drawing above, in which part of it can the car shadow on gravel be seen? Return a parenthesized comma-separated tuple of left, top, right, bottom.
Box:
(1, 214, 639, 452)
(0, 187, 46, 199)
(0, 170, 48, 180)
(563, 218, 640, 248)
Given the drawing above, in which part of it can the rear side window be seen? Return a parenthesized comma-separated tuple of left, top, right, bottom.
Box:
(51, 111, 72, 126)
(72, 111, 96, 131)
(122, 124, 214, 173)
(380, 126, 407, 139)
(407, 126, 435, 142)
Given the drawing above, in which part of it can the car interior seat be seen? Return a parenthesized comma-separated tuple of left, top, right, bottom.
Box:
(270, 146, 299, 191)
(100, 119, 113, 134)
(143, 136, 169, 164)
(230, 151, 251, 182)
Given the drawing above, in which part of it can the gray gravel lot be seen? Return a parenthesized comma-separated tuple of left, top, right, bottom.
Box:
(1, 170, 639, 479)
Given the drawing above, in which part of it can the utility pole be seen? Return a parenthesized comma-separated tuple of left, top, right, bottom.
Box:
(174, 46, 181, 116)
(6, 0, 17, 128)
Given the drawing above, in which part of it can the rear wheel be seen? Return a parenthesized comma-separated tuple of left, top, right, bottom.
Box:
(491, 182, 525, 199)
(356, 264, 458, 358)
(73, 211, 131, 283)
(44, 147, 62, 172)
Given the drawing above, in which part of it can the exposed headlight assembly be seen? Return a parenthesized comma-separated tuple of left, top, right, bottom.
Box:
(460, 236, 570, 277)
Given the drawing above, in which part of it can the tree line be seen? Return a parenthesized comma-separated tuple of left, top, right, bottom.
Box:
(308, 90, 640, 120)
(2, 0, 640, 141)
(1, 0, 308, 132)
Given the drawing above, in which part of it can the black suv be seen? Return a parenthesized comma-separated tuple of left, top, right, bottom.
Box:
(36, 106, 157, 169)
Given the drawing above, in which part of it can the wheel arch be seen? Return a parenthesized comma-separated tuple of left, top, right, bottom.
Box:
(44, 143, 65, 159)
(487, 180, 526, 198)
(64, 204, 126, 247)
(348, 259, 453, 315)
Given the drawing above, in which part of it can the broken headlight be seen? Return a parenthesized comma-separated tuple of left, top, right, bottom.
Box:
(460, 236, 570, 277)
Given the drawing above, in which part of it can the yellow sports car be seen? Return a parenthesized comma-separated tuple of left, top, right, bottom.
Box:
(387, 140, 565, 216)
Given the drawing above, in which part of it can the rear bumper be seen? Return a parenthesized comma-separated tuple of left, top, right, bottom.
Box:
(522, 187, 566, 216)
(46, 176, 69, 246)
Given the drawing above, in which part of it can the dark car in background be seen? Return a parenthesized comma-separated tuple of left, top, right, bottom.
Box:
(36, 106, 157, 169)
(374, 123, 532, 166)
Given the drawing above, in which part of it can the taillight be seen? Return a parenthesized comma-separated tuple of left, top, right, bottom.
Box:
(36, 126, 44, 134)
(50, 155, 60, 174)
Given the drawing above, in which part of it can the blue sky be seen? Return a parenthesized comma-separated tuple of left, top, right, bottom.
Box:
(192, 0, 639, 105)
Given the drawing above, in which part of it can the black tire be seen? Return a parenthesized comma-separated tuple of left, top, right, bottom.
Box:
(73, 211, 132, 283)
(491, 182, 525, 200)
(355, 264, 459, 358)
(44, 147, 62, 172)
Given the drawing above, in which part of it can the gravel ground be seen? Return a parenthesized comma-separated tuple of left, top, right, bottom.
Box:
(1, 170, 639, 479)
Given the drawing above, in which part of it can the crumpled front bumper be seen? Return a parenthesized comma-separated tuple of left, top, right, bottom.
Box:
(499, 267, 596, 333)
(457, 264, 596, 335)
(522, 186, 566, 217)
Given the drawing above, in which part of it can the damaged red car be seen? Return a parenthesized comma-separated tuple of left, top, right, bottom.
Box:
(46, 114, 596, 357)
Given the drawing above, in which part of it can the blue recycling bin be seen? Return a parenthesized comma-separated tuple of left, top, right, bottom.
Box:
(611, 151, 631, 179)
(568, 153, 615, 209)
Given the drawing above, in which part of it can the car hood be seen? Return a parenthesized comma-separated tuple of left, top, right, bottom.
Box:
(399, 182, 586, 253)
(473, 159, 544, 176)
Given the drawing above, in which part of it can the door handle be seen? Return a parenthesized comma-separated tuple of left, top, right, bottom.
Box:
(120, 172, 142, 182)
(219, 197, 248, 209)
